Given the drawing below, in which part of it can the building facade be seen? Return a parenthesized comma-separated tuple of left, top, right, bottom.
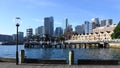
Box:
(26, 28, 33, 38)
(71, 24, 116, 41)
(91, 18, 100, 29)
(64, 24, 73, 40)
(55, 27, 63, 37)
(35, 26, 44, 37)
(0, 34, 12, 42)
(89, 23, 93, 34)
(85, 21, 90, 34)
(75, 25, 82, 34)
(13, 32, 24, 42)
(107, 19, 112, 26)
(100, 19, 106, 26)
(44, 16, 54, 36)
(81, 24, 85, 34)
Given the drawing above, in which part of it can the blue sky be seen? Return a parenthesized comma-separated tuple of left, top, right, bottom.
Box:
(0, 0, 120, 35)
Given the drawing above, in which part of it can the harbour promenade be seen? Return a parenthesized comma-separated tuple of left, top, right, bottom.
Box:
(0, 62, 120, 68)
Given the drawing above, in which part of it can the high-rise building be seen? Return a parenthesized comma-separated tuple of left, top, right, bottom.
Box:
(91, 18, 100, 29)
(12, 34, 16, 41)
(64, 18, 69, 33)
(107, 19, 112, 26)
(12, 32, 24, 42)
(65, 18, 68, 30)
(89, 23, 93, 34)
(85, 21, 90, 34)
(81, 24, 85, 34)
(18, 32, 24, 41)
(26, 28, 33, 37)
(75, 25, 82, 34)
(101, 19, 106, 26)
(55, 27, 63, 37)
(35, 26, 44, 37)
(44, 16, 54, 36)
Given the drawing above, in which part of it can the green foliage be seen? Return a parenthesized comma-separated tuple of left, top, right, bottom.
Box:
(111, 22, 120, 39)
(32, 35, 40, 41)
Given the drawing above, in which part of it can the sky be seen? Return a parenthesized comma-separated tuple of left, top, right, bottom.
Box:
(0, 0, 120, 36)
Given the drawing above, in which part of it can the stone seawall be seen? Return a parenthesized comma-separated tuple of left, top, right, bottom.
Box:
(109, 43, 120, 48)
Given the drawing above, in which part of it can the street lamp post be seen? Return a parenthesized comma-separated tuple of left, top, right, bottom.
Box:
(16, 23, 19, 65)
(15, 17, 21, 65)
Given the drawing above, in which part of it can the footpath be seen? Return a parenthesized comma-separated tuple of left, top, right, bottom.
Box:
(0, 62, 120, 68)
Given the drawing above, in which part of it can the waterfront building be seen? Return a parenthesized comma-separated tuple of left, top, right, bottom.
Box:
(0, 34, 12, 42)
(26, 28, 33, 38)
(107, 19, 112, 26)
(75, 25, 82, 34)
(35, 26, 44, 37)
(100, 19, 106, 26)
(85, 21, 90, 34)
(71, 24, 116, 41)
(64, 24, 73, 40)
(44, 16, 54, 36)
(12, 32, 24, 42)
(55, 27, 63, 37)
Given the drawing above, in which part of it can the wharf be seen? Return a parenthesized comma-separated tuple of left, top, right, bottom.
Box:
(24, 41, 106, 48)
(0, 62, 120, 68)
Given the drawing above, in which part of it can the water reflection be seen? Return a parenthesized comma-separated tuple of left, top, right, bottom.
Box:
(0, 45, 120, 64)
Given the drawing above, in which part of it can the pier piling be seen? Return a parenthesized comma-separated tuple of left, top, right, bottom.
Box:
(19, 50, 25, 64)
(69, 50, 74, 65)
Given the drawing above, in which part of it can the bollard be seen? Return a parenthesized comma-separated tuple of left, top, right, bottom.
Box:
(19, 50, 25, 64)
(69, 50, 74, 65)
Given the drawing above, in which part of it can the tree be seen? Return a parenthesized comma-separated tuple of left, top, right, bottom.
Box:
(32, 35, 40, 41)
(111, 22, 120, 39)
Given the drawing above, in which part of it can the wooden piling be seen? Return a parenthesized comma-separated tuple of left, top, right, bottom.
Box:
(69, 50, 74, 65)
(19, 50, 25, 64)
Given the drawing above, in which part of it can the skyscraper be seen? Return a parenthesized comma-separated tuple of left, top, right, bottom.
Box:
(89, 23, 92, 34)
(64, 18, 69, 33)
(81, 24, 85, 34)
(66, 18, 68, 30)
(75, 25, 82, 34)
(107, 19, 112, 26)
(35, 26, 44, 37)
(85, 21, 90, 34)
(55, 27, 63, 37)
(101, 19, 106, 26)
(44, 16, 54, 36)
(18, 32, 24, 42)
(26, 28, 33, 37)
(12, 32, 24, 42)
(91, 18, 100, 29)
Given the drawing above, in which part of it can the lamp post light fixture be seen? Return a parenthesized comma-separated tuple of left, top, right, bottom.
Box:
(15, 17, 21, 65)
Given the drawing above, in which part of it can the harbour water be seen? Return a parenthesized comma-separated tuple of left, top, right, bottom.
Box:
(0, 45, 120, 64)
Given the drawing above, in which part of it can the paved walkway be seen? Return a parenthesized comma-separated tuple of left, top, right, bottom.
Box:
(0, 62, 120, 68)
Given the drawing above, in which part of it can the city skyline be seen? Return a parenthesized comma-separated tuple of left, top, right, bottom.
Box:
(0, 0, 120, 35)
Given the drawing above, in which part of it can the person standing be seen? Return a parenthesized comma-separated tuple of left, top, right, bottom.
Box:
(103, 38, 108, 48)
